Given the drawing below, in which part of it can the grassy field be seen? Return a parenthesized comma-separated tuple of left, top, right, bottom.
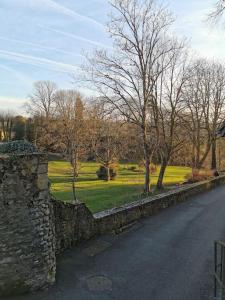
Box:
(48, 161, 191, 213)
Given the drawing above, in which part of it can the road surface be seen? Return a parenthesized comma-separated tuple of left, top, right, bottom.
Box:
(8, 185, 225, 300)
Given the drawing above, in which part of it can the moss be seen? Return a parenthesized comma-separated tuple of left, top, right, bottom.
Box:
(0, 279, 29, 297)
(47, 267, 56, 283)
(0, 140, 38, 154)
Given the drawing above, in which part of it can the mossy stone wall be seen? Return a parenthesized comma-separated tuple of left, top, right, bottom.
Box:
(0, 153, 56, 296)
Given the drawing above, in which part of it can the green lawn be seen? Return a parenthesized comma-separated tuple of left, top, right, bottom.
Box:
(48, 161, 191, 213)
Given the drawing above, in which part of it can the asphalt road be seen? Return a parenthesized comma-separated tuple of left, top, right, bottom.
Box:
(7, 185, 225, 300)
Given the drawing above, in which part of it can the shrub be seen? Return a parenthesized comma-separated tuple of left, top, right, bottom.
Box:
(138, 161, 144, 169)
(150, 163, 157, 173)
(129, 166, 136, 171)
(185, 169, 215, 183)
(138, 161, 157, 174)
(128, 165, 138, 171)
(96, 165, 117, 180)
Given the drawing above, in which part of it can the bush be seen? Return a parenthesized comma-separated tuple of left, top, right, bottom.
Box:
(127, 165, 140, 172)
(150, 163, 157, 173)
(96, 165, 117, 180)
(138, 161, 157, 174)
(185, 169, 215, 183)
(129, 166, 137, 171)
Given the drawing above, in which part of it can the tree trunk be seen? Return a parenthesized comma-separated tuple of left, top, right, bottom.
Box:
(156, 158, 167, 190)
(142, 124, 151, 194)
(196, 142, 211, 169)
(211, 138, 217, 170)
(72, 167, 77, 202)
(218, 139, 221, 170)
(144, 158, 150, 194)
(75, 151, 79, 177)
(71, 149, 78, 202)
(192, 144, 196, 169)
(34, 124, 38, 147)
(106, 164, 110, 181)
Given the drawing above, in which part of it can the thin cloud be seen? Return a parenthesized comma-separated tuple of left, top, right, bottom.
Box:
(0, 96, 26, 104)
(0, 36, 84, 58)
(38, 24, 113, 50)
(42, 0, 104, 29)
(0, 49, 80, 73)
(21, 0, 104, 30)
(0, 96, 26, 113)
(0, 64, 33, 86)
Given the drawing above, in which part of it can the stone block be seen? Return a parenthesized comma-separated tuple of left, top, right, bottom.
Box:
(38, 164, 48, 175)
(36, 174, 48, 190)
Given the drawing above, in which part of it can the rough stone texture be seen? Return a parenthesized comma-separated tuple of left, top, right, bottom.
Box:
(53, 200, 97, 255)
(0, 140, 38, 154)
(53, 174, 225, 254)
(94, 175, 225, 234)
(1, 151, 225, 297)
(0, 153, 56, 297)
(6, 184, 225, 300)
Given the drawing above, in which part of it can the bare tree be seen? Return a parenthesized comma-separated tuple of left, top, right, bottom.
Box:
(85, 101, 122, 181)
(209, 0, 225, 23)
(155, 44, 188, 189)
(26, 81, 57, 118)
(26, 81, 57, 149)
(183, 61, 212, 170)
(96, 119, 122, 181)
(0, 111, 15, 142)
(87, 0, 177, 194)
(55, 90, 85, 202)
(183, 60, 225, 171)
(203, 62, 225, 170)
(85, 100, 106, 160)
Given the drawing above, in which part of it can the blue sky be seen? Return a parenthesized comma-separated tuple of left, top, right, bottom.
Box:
(0, 0, 224, 113)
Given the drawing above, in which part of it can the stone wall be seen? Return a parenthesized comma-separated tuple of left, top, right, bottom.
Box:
(94, 175, 225, 234)
(53, 200, 97, 255)
(0, 153, 56, 296)
(1, 151, 225, 297)
(53, 174, 225, 252)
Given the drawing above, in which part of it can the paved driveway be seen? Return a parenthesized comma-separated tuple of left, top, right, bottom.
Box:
(8, 186, 225, 300)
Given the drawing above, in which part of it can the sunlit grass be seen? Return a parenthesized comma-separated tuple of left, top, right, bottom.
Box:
(48, 161, 191, 213)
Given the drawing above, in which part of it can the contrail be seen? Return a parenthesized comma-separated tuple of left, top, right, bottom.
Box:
(21, 0, 105, 30)
(0, 36, 84, 58)
(0, 64, 33, 86)
(38, 24, 113, 50)
(0, 49, 81, 73)
(42, 0, 105, 29)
